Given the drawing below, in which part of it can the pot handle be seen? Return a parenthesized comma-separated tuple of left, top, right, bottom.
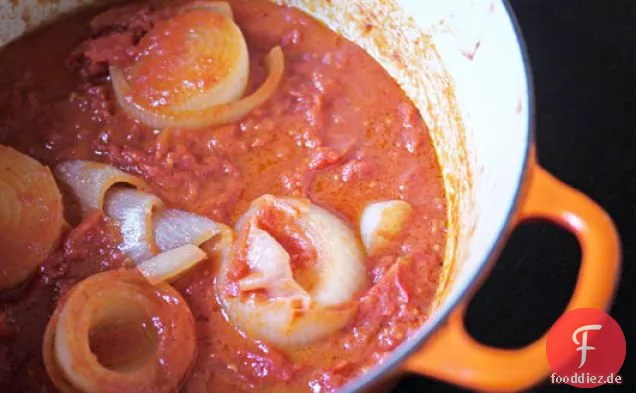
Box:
(403, 163, 621, 392)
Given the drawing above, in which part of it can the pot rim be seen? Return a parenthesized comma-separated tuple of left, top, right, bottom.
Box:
(340, 1, 535, 391)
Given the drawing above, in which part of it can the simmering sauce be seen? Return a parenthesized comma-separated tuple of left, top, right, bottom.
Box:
(0, 0, 447, 391)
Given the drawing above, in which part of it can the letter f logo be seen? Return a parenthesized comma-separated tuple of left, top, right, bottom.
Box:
(572, 324, 602, 368)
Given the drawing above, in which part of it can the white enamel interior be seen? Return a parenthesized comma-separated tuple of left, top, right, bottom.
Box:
(414, 0, 531, 298)
(0, 0, 531, 389)
(401, 0, 532, 303)
(274, 0, 531, 349)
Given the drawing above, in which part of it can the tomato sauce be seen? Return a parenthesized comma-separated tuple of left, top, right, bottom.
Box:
(0, 0, 447, 391)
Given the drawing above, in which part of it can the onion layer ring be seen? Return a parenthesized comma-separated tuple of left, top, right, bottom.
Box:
(43, 269, 196, 393)
(54, 161, 222, 265)
(136, 244, 208, 284)
(54, 160, 148, 218)
(153, 208, 223, 251)
(104, 187, 164, 262)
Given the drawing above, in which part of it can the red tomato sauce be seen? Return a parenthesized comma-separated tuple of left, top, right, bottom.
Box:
(0, 0, 447, 391)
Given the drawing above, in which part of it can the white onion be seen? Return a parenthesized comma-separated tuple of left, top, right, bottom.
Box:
(54, 160, 147, 217)
(179, 1, 234, 19)
(0, 145, 64, 291)
(104, 187, 163, 263)
(153, 208, 223, 251)
(110, 46, 284, 130)
(238, 227, 309, 302)
(43, 269, 196, 393)
(56, 160, 228, 266)
(360, 200, 413, 254)
(109, 2, 284, 131)
(217, 195, 366, 348)
(169, 5, 248, 112)
(137, 244, 208, 284)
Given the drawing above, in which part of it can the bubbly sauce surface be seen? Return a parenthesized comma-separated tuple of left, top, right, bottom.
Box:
(0, 1, 447, 391)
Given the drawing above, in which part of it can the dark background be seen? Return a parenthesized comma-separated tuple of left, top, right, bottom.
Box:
(395, 0, 634, 392)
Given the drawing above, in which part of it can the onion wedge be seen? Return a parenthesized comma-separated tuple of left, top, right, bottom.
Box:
(360, 200, 413, 254)
(137, 244, 207, 284)
(217, 195, 366, 348)
(43, 269, 196, 393)
(0, 146, 64, 291)
(54, 160, 147, 218)
(104, 187, 163, 263)
(111, 45, 285, 130)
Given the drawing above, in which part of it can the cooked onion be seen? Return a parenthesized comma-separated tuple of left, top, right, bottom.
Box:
(217, 195, 366, 348)
(360, 200, 412, 254)
(0, 145, 64, 291)
(153, 208, 223, 251)
(137, 244, 207, 284)
(55, 160, 228, 265)
(54, 160, 147, 217)
(111, 47, 284, 130)
(43, 269, 196, 393)
(128, 5, 249, 112)
(110, 3, 284, 130)
(200, 223, 234, 263)
(168, 5, 247, 112)
(104, 187, 163, 263)
(179, 0, 234, 19)
(236, 227, 309, 302)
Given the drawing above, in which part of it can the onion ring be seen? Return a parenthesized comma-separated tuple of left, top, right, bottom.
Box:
(43, 269, 196, 393)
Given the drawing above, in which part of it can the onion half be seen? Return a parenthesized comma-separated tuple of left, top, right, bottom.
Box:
(43, 269, 196, 393)
(109, 2, 284, 130)
(54, 160, 147, 218)
(0, 145, 64, 291)
(217, 195, 366, 348)
(111, 46, 284, 130)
